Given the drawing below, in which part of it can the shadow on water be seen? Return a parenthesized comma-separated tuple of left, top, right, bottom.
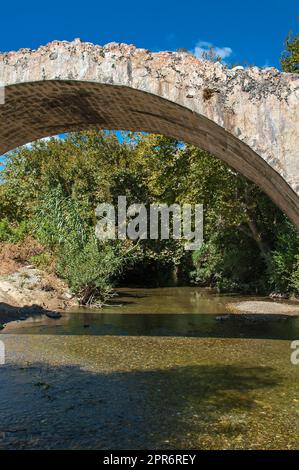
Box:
(5, 312, 299, 341)
(0, 362, 281, 449)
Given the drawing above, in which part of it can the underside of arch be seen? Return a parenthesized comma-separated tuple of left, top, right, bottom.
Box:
(0, 80, 298, 229)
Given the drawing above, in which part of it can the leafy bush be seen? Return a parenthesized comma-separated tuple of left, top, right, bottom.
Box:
(56, 237, 127, 305)
(31, 186, 133, 305)
(29, 252, 52, 270)
(0, 218, 12, 242)
(268, 219, 299, 295)
(0, 218, 30, 243)
(191, 230, 267, 294)
(291, 261, 299, 293)
(9, 220, 30, 242)
(32, 186, 89, 249)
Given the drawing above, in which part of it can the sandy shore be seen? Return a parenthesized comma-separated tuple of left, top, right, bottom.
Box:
(227, 300, 299, 316)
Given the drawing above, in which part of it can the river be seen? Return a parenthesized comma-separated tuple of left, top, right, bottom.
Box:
(0, 287, 299, 449)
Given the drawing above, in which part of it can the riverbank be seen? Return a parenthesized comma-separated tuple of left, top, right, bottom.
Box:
(0, 265, 77, 327)
(2, 269, 299, 330)
(228, 300, 299, 316)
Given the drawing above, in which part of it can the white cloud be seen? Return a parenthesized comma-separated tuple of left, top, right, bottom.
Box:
(193, 40, 233, 61)
(262, 59, 271, 68)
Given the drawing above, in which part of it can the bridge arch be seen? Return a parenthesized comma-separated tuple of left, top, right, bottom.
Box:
(0, 40, 298, 228)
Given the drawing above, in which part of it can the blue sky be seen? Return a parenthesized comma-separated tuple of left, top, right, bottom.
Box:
(0, 0, 298, 68)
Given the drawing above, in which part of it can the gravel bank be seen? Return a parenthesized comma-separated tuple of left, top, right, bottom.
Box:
(228, 300, 299, 316)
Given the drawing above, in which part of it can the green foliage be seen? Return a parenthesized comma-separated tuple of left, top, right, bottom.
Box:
(0, 218, 12, 242)
(32, 186, 89, 248)
(291, 263, 299, 293)
(191, 230, 267, 294)
(9, 220, 30, 243)
(191, 236, 224, 286)
(268, 218, 299, 294)
(56, 237, 127, 305)
(31, 185, 133, 304)
(281, 21, 299, 73)
(29, 252, 52, 270)
(0, 129, 298, 300)
(0, 218, 30, 243)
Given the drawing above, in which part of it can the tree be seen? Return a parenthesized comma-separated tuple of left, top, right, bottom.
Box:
(0, 130, 298, 297)
(281, 18, 299, 73)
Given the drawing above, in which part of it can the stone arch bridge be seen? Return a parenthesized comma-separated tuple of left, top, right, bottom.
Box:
(0, 39, 298, 228)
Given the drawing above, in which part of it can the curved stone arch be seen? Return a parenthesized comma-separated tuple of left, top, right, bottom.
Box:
(0, 40, 298, 228)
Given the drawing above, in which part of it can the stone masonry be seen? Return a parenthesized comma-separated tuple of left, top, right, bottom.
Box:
(0, 39, 298, 227)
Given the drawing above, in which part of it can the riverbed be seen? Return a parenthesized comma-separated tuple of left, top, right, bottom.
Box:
(1, 287, 299, 449)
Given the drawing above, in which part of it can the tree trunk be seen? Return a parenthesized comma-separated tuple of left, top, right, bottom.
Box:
(246, 218, 271, 264)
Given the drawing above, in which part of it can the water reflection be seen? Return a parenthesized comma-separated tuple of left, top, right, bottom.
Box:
(4, 312, 299, 341)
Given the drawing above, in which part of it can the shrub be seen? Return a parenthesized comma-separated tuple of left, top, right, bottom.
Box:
(29, 252, 52, 270)
(269, 219, 299, 296)
(190, 230, 267, 293)
(56, 237, 127, 306)
(32, 187, 133, 305)
(0, 219, 30, 243)
(0, 218, 12, 242)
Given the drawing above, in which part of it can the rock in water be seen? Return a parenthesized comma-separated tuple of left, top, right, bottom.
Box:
(45, 311, 62, 319)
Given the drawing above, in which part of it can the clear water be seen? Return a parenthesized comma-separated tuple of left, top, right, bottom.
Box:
(1, 287, 299, 450)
